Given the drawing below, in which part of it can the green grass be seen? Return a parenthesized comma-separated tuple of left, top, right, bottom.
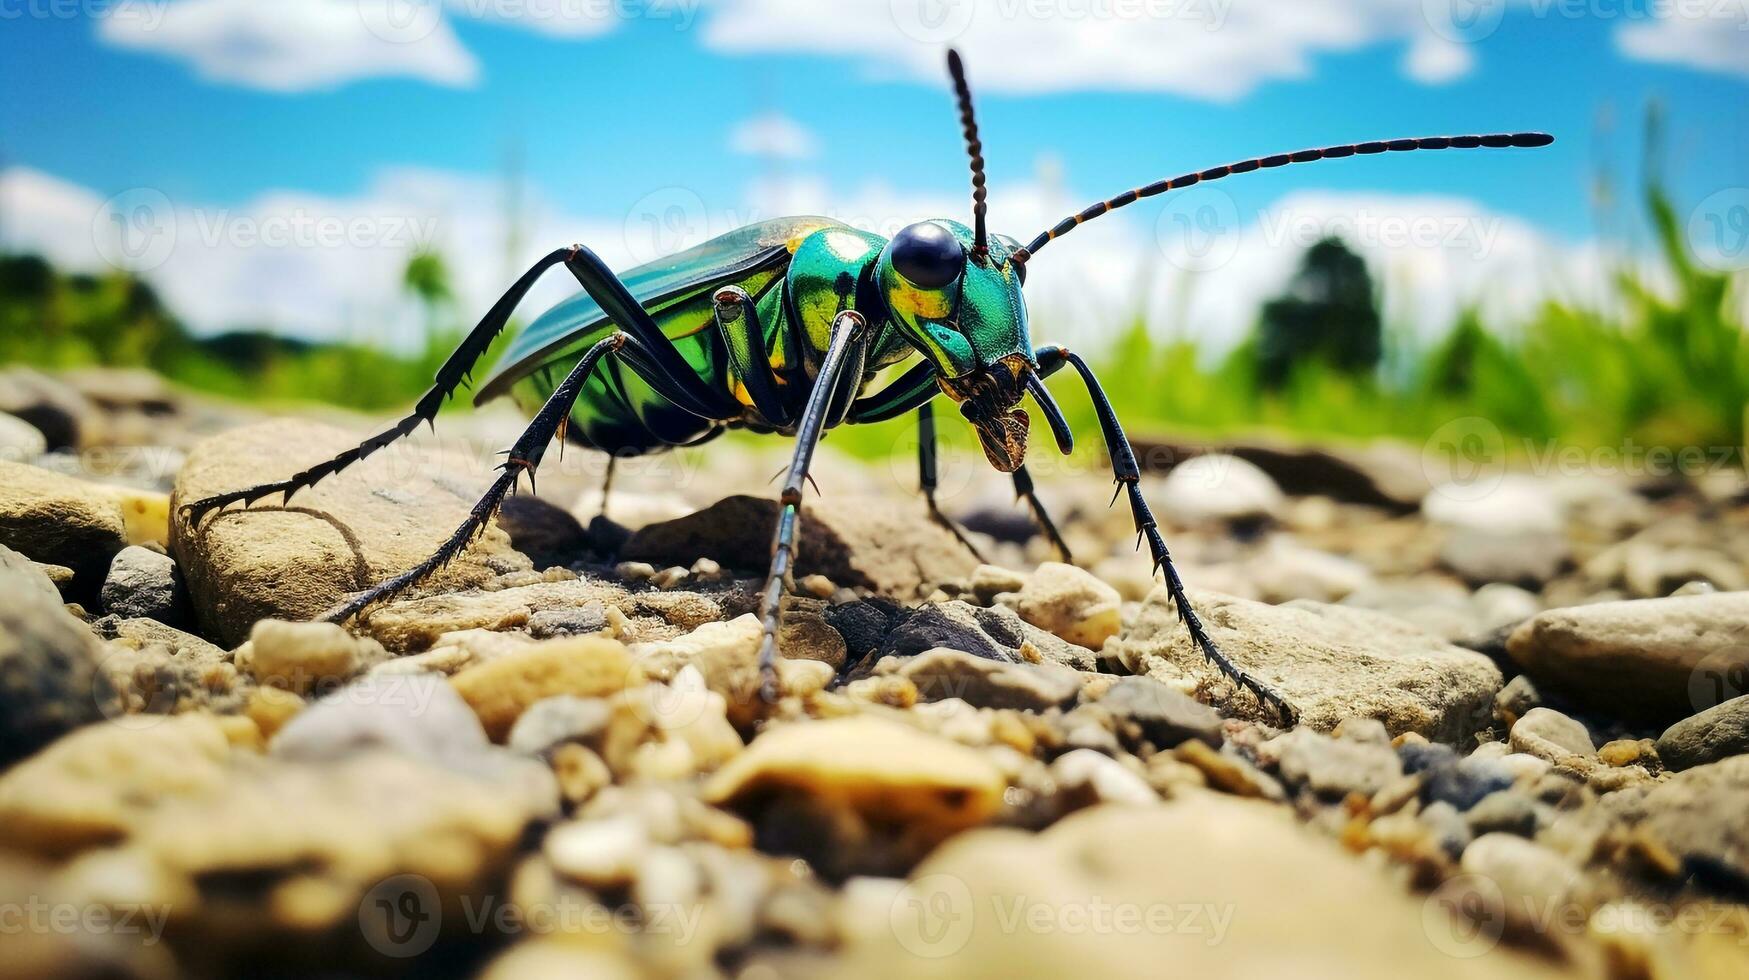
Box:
(2, 183, 1743, 467)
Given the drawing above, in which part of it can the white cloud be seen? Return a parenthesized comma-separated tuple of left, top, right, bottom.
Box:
(1, 159, 1636, 368)
(704, 0, 1486, 100)
(97, 0, 479, 92)
(729, 113, 821, 160)
(1616, 9, 1749, 80)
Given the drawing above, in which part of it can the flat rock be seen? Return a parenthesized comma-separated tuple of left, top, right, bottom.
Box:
(0, 459, 128, 595)
(1505, 591, 1749, 722)
(1096, 675, 1223, 749)
(1600, 754, 1749, 895)
(1272, 728, 1404, 799)
(842, 796, 1568, 979)
(622, 493, 977, 599)
(887, 647, 1081, 711)
(1656, 695, 1749, 771)
(1107, 587, 1502, 742)
(0, 367, 96, 450)
(867, 599, 1097, 672)
(450, 635, 644, 741)
(1508, 707, 1596, 770)
(0, 545, 115, 767)
(170, 419, 533, 646)
(0, 410, 47, 459)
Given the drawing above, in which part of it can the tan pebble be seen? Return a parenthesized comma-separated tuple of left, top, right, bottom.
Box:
(614, 561, 656, 581)
(1392, 731, 1430, 749)
(703, 715, 1006, 835)
(247, 619, 378, 695)
(969, 563, 1029, 604)
(690, 557, 722, 577)
(778, 658, 834, 697)
(845, 675, 917, 709)
(1174, 740, 1273, 799)
(628, 738, 698, 781)
(550, 743, 612, 804)
(270, 874, 354, 931)
(650, 566, 690, 589)
(1014, 561, 1122, 649)
(1598, 739, 1644, 767)
(799, 574, 836, 599)
(544, 816, 647, 888)
(451, 636, 643, 741)
(990, 712, 1036, 755)
(214, 713, 264, 751)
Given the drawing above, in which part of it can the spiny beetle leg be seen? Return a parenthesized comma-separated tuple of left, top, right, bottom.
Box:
(178, 246, 582, 528)
(1058, 349, 1299, 726)
(755, 310, 869, 703)
(712, 285, 792, 429)
(1012, 463, 1072, 562)
(917, 401, 987, 562)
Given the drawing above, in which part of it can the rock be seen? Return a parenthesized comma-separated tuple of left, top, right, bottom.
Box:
(703, 715, 1004, 876)
(1465, 790, 1539, 837)
(1424, 474, 1564, 536)
(0, 547, 115, 767)
(99, 544, 188, 627)
(170, 419, 533, 646)
(1656, 695, 1749, 771)
(450, 636, 643, 741)
(270, 673, 495, 768)
(1049, 748, 1157, 806)
(506, 694, 613, 755)
(1505, 592, 1749, 723)
(1273, 728, 1404, 799)
(0, 459, 128, 594)
(1508, 708, 1596, 769)
(1012, 561, 1122, 649)
(622, 493, 977, 599)
(868, 600, 1097, 672)
(243, 619, 384, 696)
(843, 796, 1569, 979)
(355, 576, 644, 652)
(0, 410, 47, 459)
(1130, 437, 1432, 511)
(0, 367, 96, 450)
(1154, 453, 1284, 524)
(1597, 738, 1650, 767)
(1423, 755, 1518, 812)
(1096, 675, 1223, 749)
(1440, 530, 1569, 586)
(1247, 536, 1373, 604)
(889, 647, 1080, 711)
(968, 563, 1027, 604)
(1602, 755, 1749, 893)
(631, 614, 835, 723)
(544, 815, 646, 888)
(0, 714, 238, 857)
(1108, 587, 1502, 742)
(1458, 833, 1583, 936)
(525, 601, 610, 639)
(1494, 675, 1542, 728)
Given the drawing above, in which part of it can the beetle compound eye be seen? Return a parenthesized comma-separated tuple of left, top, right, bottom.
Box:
(890, 221, 964, 290)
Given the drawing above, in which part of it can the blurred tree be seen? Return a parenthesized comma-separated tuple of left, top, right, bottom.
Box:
(402, 247, 457, 348)
(1255, 236, 1382, 389)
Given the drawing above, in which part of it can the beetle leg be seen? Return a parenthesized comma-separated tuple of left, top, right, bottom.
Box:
(1052, 349, 1299, 726)
(325, 331, 687, 623)
(562, 244, 741, 419)
(1011, 464, 1072, 562)
(712, 285, 792, 428)
(916, 402, 986, 561)
(847, 358, 940, 423)
(755, 310, 870, 702)
(178, 247, 581, 526)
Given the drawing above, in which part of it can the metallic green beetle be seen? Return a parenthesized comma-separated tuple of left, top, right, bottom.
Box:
(182, 51, 1553, 722)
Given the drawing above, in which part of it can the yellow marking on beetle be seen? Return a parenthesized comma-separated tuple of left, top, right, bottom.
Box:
(888, 283, 953, 320)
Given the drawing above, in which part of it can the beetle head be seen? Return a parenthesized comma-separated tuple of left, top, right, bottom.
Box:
(877, 219, 1043, 471)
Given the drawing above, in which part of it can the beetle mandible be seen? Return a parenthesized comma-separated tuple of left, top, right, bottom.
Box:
(182, 50, 1554, 723)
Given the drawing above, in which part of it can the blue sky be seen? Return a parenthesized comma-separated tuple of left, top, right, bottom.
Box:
(1, 1, 1745, 347)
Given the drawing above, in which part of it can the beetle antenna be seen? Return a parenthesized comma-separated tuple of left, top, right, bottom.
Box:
(1007, 132, 1554, 266)
(946, 49, 989, 258)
